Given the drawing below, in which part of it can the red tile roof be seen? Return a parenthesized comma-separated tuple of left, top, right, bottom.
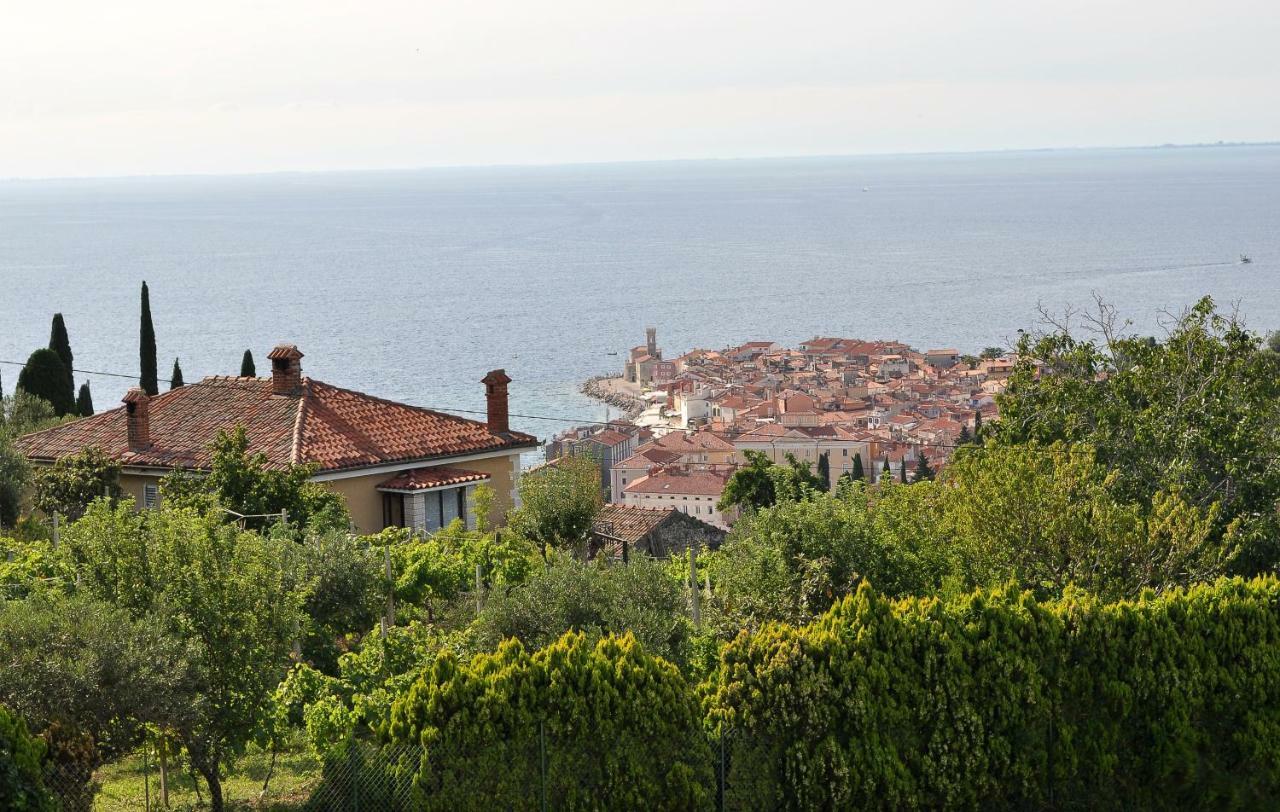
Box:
(376, 466, 490, 492)
(17, 376, 537, 473)
(581, 429, 632, 447)
(623, 468, 732, 496)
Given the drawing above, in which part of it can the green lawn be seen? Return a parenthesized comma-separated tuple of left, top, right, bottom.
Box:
(91, 744, 323, 811)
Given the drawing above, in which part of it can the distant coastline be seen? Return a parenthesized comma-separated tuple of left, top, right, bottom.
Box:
(5, 139, 1279, 184)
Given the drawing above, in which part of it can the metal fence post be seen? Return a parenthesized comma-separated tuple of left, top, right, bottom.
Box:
(540, 720, 548, 812)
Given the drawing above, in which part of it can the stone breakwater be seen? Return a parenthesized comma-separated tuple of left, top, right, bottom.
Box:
(581, 375, 645, 419)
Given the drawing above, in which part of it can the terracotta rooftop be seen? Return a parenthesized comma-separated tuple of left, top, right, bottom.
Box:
(17, 376, 537, 473)
(591, 503, 676, 544)
(616, 447, 683, 468)
(624, 468, 732, 496)
(581, 429, 632, 447)
(376, 466, 490, 492)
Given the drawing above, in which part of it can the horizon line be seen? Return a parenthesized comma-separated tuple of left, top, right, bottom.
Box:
(5, 138, 1278, 184)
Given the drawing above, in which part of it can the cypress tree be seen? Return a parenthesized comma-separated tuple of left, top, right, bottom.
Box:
(140, 281, 158, 396)
(851, 453, 864, 482)
(48, 313, 75, 406)
(973, 410, 983, 441)
(915, 452, 935, 482)
(881, 457, 891, 483)
(899, 457, 908, 484)
(170, 358, 185, 389)
(817, 452, 831, 492)
(240, 350, 256, 378)
(17, 348, 74, 416)
(76, 382, 94, 416)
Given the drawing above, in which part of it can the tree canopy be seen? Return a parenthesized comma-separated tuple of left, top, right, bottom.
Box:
(994, 296, 1280, 574)
(16, 349, 74, 417)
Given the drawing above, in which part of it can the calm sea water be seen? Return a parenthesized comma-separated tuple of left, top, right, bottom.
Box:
(2, 146, 1278, 443)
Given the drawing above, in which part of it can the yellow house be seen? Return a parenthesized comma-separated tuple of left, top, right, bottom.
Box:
(16, 344, 538, 533)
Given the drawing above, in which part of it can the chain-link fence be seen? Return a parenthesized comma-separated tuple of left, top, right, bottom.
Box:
(46, 726, 763, 810)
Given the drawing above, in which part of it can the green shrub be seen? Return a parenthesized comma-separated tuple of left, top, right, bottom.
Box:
(0, 704, 54, 812)
(705, 577, 1280, 810)
(388, 631, 713, 811)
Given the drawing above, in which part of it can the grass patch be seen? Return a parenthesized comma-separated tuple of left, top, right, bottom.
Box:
(91, 743, 323, 811)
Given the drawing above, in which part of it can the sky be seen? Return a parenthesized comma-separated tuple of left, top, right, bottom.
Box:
(2, 0, 1278, 178)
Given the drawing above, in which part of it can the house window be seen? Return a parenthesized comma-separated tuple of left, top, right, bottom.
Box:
(382, 493, 405, 529)
(414, 486, 473, 533)
(143, 483, 159, 510)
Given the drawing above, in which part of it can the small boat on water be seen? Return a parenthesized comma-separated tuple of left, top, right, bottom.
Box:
(1241, 254, 1253, 264)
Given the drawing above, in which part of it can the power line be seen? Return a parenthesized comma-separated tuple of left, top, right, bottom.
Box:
(0, 356, 987, 451)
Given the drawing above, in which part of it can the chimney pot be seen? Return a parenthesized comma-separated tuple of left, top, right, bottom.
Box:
(122, 388, 151, 450)
(482, 369, 512, 435)
(267, 344, 304, 396)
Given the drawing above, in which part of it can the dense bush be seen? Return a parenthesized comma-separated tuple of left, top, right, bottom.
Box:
(387, 631, 714, 811)
(0, 704, 54, 812)
(704, 576, 1280, 811)
(470, 552, 692, 668)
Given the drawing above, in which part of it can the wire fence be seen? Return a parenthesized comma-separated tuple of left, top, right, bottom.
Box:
(43, 726, 767, 811)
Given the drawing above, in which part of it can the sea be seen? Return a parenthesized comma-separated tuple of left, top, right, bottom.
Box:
(2, 145, 1278, 448)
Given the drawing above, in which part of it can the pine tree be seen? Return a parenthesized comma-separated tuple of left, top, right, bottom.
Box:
(817, 452, 831, 492)
(851, 452, 865, 482)
(915, 452, 935, 481)
(76, 382, 94, 416)
(17, 348, 75, 416)
(140, 281, 158, 396)
(48, 313, 75, 407)
(240, 350, 256, 378)
(958, 424, 972, 444)
(899, 457, 908, 484)
(170, 358, 185, 389)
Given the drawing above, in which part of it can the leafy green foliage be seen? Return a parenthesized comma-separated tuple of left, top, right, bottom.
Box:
(470, 552, 692, 669)
(63, 500, 301, 810)
(32, 446, 121, 521)
(705, 482, 952, 628)
(276, 622, 458, 757)
(0, 437, 29, 528)
(16, 349, 73, 417)
(0, 704, 54, 812)
(0, 537, 74, 600)
(995, 296, 1280, 574)
(0, 593, 189, 806)
(388, 631, 713, 811)
(719, 451, 825, 512)
(941, 443, 1227, 600)
(285, 532, 387, 674)
(718, 450, 775, 511)
(161, 426, 349, 533)
(507, 454, 601, 557)
(706, 577, 1280, 810)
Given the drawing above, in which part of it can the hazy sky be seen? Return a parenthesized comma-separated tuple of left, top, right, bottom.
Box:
(3, 0, 1278, 177)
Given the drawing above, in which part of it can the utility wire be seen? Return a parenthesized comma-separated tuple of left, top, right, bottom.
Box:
(0, 356, 995, 451)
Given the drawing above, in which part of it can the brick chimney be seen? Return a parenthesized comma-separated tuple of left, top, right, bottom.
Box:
(482, 369, 512, 434)
(268, 344, 304, 397)
(122, 388, 151, 450)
